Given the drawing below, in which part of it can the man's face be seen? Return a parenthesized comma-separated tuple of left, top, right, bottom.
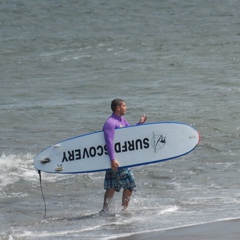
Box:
(118, 102, 127, 116)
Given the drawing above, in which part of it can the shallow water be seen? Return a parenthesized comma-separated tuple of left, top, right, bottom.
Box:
(1, 0, 240, 239)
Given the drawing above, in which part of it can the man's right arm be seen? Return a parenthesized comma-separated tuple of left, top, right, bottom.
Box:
(103, 120, 120, 171)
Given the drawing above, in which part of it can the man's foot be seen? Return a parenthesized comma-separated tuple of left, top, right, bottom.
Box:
(99, 208, 108, 215)
(122, 206, 128, 212)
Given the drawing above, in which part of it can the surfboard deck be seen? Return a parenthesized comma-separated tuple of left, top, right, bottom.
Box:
(34, 122, 200, 174)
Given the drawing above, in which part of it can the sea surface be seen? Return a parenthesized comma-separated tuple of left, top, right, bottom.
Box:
(1, 0, 240, 239)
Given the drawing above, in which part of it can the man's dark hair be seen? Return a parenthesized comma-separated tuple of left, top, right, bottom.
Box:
(111, 99, 124, 112)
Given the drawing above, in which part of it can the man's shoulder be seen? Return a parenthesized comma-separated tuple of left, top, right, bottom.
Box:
(103, 115, 116, 129)
(105, 114, 114, 123)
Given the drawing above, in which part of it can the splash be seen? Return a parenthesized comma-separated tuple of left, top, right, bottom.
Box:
(0, 153, 36, 189)
(0, 153, 71, 191)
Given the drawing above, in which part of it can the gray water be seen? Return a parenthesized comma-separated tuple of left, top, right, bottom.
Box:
(1, 0, 240, 239)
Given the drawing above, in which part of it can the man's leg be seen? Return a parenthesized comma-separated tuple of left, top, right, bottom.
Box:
(102, 188, 115, 211)
(122, 188, 132, 210)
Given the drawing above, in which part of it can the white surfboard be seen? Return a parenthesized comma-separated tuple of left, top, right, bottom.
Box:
(34, 122, 200, 174)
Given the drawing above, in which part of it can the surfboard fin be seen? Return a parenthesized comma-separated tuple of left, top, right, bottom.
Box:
(55, 165, 63, 171)
(41, 158, 51, 164)
(53, 144, 61, 148)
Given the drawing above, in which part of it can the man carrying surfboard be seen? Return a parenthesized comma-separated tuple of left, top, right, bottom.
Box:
(101, 99, 148, 212)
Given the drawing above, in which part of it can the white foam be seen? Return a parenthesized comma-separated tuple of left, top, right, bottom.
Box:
(0, 153, 72, 191)
(156, 205, 179, 215)
(16, 225, 102, 239)
(0, 153, 35, 188)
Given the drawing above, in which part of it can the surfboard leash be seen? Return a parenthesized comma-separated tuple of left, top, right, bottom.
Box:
(38, 170, 47, 219)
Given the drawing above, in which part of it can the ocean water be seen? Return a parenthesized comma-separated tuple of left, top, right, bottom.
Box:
(1, 0, 240, 239)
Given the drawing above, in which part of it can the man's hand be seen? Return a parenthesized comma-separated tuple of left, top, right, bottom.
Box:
(111, 159, 120, 171)
(139, 114, 148, 124)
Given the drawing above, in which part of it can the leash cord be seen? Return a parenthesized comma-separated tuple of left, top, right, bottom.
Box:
(38, 170, 47, 219)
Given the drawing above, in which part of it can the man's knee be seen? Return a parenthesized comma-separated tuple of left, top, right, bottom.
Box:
(126, 188, 133, 192)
